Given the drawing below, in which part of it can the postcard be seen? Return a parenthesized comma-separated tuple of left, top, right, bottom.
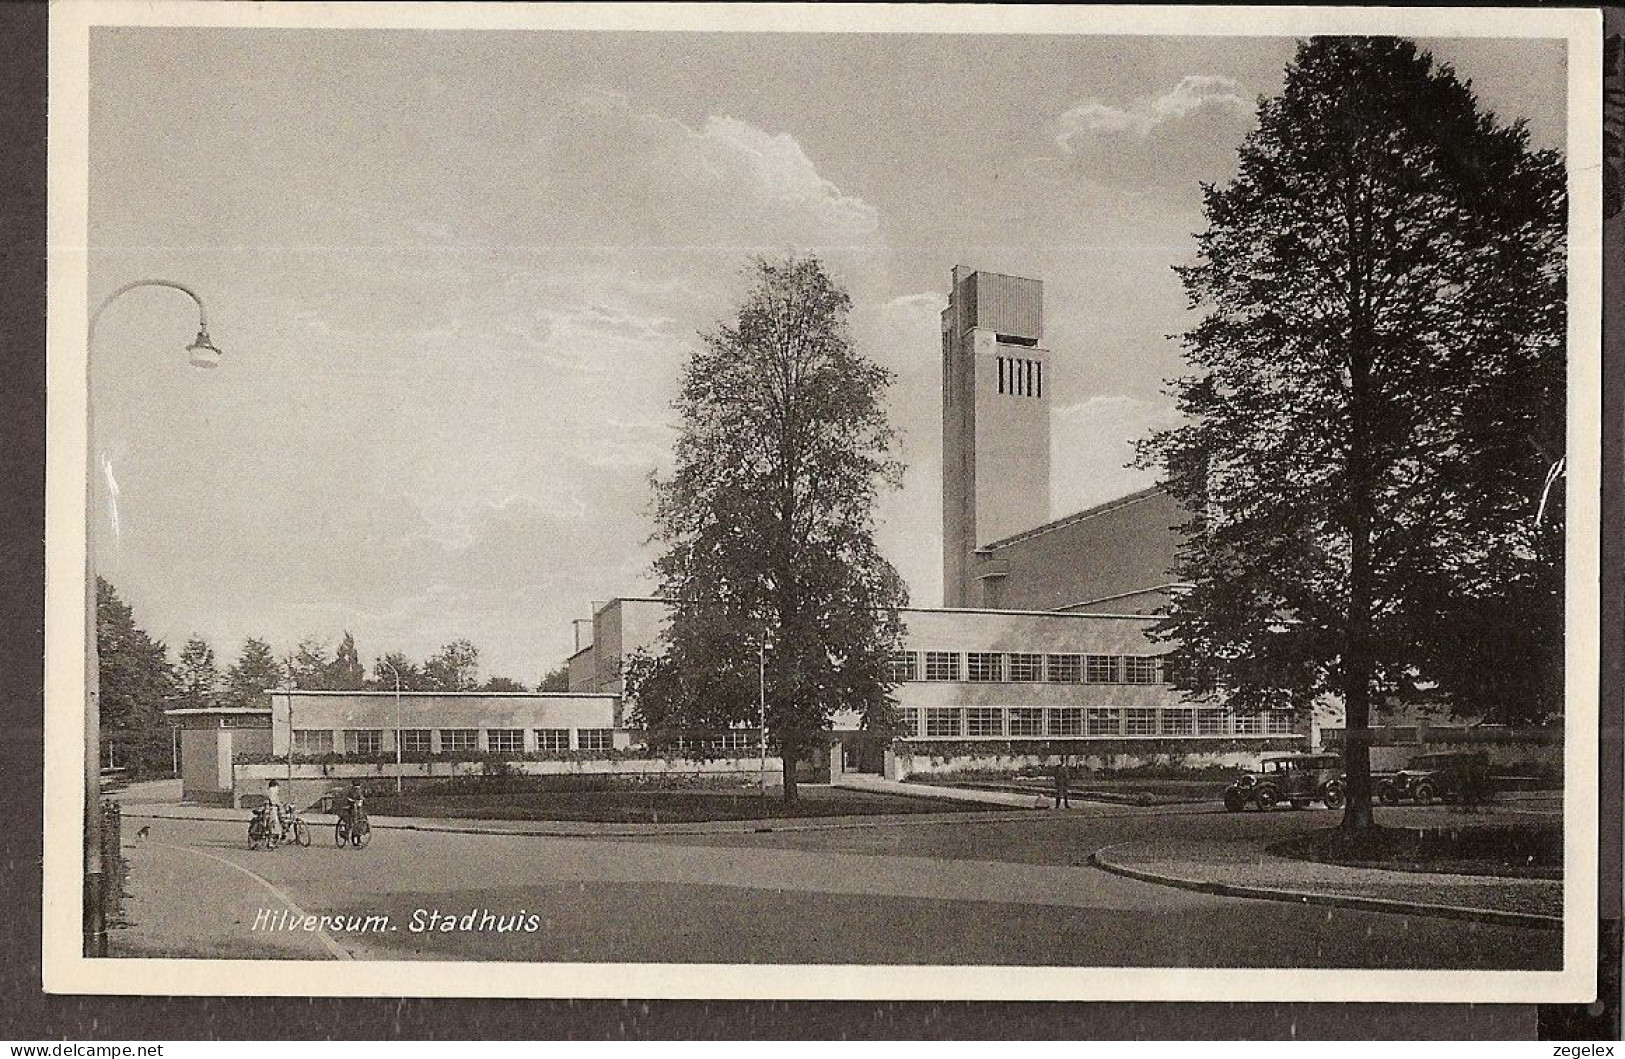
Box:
(43, 1, 1604, 1002)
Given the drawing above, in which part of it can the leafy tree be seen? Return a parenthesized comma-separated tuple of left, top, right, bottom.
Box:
(326, 631, 367, 691)
(1135, 37, 1566, 828)
(423, 639, 481, 692)
(481, 676, 529, 692)
(225, 637, 285, 707)
(372, 652, 427, 691)
(628, 255, 908, 801)
(537, 665, 570, 692)
(290, 637, 334, 690)
(174, 636, 222, 711)
(95, 577, 176, 775)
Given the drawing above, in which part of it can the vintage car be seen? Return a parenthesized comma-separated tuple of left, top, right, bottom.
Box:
(1223, 753, 1346, 811)
(1376, 751, 1493, 805)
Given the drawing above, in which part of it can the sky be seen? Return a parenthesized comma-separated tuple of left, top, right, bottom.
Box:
(86, 27, 1569, 684)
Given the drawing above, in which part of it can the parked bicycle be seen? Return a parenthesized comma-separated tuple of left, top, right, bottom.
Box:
(248, 802, 311, 850)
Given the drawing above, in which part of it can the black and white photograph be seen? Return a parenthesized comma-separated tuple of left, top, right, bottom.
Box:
(44, 2, 1604, 1002)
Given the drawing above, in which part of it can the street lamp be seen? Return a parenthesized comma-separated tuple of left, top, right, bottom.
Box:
(377, 658, 404, 793)
(84, 279, 222, 957)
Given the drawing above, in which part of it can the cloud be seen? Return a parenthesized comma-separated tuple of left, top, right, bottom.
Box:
(1055, 76, 1251, 151)
(559, 95, 880, 249)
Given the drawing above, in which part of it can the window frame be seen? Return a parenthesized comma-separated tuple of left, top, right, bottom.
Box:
(966, 652, 1004, 683)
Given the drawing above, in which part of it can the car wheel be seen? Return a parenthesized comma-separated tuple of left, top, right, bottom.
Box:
(1223, 789, 1246, 813)
(1254, 787, 1278, 811)
(1413, 781, 1435, 806)
(1323, 782, 1346, 810)
(1378, 785, 1399, 806)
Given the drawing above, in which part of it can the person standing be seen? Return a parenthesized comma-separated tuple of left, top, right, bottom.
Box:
(264, 778, 285, 839)
(1053, 757, 1071, 810)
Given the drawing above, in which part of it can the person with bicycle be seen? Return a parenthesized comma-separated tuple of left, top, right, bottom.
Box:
(263, 778, 286, 841)
(343, 780, 367, 844)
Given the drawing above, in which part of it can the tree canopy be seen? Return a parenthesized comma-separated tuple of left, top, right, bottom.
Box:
(95, 578, 176, 774)
(225, 637, 285, 707)
(1135, 37, 1566, 827)
(628, 255, 908, 800)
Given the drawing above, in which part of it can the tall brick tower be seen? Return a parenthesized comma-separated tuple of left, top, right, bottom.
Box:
(941, 266, 1051, 608)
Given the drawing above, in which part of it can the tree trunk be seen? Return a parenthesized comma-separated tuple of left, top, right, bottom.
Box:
(780, 738, 799, 803)
(1341, 316, 1377, 830)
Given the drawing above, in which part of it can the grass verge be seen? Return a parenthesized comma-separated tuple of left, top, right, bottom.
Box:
(364, 786, 1003, 824)
(1267, 822, 1562, 879)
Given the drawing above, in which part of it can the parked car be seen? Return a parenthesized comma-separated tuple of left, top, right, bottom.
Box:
(1376, 751, 1493, 806)
(1223, 753, 1346, 811)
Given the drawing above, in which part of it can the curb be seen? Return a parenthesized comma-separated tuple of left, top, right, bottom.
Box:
(119, 805, 1042, 839)
(1088, 844, 1563, 932)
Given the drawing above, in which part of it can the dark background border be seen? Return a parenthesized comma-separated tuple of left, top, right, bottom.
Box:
(1, 1, 1616, 1039)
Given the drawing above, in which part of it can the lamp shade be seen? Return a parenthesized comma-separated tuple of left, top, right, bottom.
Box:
(186, 329, 223, 369)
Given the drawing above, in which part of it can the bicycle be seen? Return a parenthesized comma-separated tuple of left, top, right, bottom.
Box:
(334, 809, 372, 849)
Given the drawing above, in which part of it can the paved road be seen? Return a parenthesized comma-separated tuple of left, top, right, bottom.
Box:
(110, 804, 1561, 969)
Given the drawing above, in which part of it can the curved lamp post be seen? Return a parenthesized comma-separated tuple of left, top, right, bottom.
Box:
(84, 280, 222, 957)
(377, 658, 404, 793)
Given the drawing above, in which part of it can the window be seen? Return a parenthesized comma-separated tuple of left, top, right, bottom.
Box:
(1234, 713, 1263, 735)
(1085, 655, 1122, 683)
(886, 651, 919, 682)
(1266, 711, 1296, 735)
(967, 652, 1004, 682)
(577, 728, 614, 752)
(1046, 654, 1082, 683)
(1197, 709, 1229, 736)
(1008, 653, 1043, 682)
(966, 708, 1003, 737)
(1008, 708, 1043, 737)
(292, 729, 333, 756)
(1124, 656, 1162, 684)
(898, 709, 922, 738)
(924, 652, 960, 682)
(535, 728, 569, 752)
(1086, 707, 1120, 736)
(1036, 361, 1043, 399)
(487, 728, 524, 755)
(1125, 708, 1158, 736)
(726, 731, 759, 751)
(1161, 710, 1194, 736)
(343, 729, 382, 756)
(1049, 708, 1082, 736)
(440, 728, 477, 753)
(925, 708, 962, 737)
(997, 356, 1006, 395)
(400, 729, 432, 755)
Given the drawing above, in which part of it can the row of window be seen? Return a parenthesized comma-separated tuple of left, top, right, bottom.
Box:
(997, 355, 1042, 398)
(898, 707, 1296, 739)
(291, 727, 615, 755)
(668, 732, 760, 752)
(889, 651, 1167, 685)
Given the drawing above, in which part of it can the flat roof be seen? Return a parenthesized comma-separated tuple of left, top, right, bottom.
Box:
(164, 707, 270, 716)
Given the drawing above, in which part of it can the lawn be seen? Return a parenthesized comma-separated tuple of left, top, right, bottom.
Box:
(916, 776, 1223, 806)
(363, 785, 1002, 824)
(1268, 822, 1562, 879)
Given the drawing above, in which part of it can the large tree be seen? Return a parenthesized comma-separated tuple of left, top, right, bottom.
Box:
(628, 255, 908, 802)
(95, 578, 176, 775)
(174, 636, 222, 711)
(224, 637, 285, 707)
(327, 631, 368, 691)
(372, 651, 428, 691)
(423, 639, 481, 692)
(1136, 37, 1566, 829)
(290, 636, 334, 690)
